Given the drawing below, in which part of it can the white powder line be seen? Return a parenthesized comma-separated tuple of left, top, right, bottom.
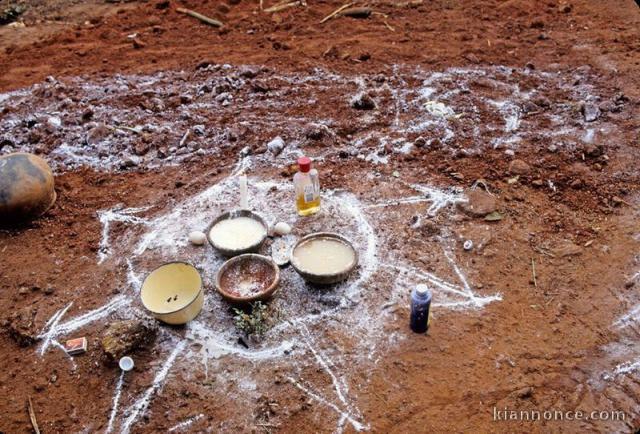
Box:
(167, 414, 205, 432)
(365, 196, 433, 209)
(121, 340, 187, 434)
(106, 370, 125, 434)
(611, 358, 640, 377)
(301, 325, 352, 412)
(98, 206, 150, 264)
(39, 302, 73, 355)
(287, 377, 367, 432)
(126, 259, 142, 293)
(614, 304, 640, 328)
(336, 414, 348, 434)
(51, 339, 78, 370)
(384, 264, 469, 298)
(443, 249, 473, 295)
(54, 295, 128, 337)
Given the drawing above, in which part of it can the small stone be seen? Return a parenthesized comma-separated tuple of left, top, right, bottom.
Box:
(414, 137, 427, 148)
(304, 124, 325, 141)
(458, 190, 497, 217)
(531, 179, 544, 187)
(273, 222, 292, 236)
(101, 319, 157, 360)
(624, 279, 635, 289)
(6, 307, 39, 347)
(44, 286, 55, 295)
(581, 102, 601, 122)
(515, 386, 533, 400)
(504, 149, 515, 157)
(85, 124, 111, 146)
(132, 38, 146, 49)
(583, 143, 603, 158)
(553, 241, 582, 258)
(189, 231, 206, 245)
(121, 156, 141, 168)
(267, 136, 285, 156)
(508, 159, 531, 175)
(547, 144, 558, 153)
(351, 92, 376, 110)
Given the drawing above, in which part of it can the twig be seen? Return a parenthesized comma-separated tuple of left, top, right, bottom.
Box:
(264, 1, 302, 13)
(260, 0, 264, 10)
(383, 19, 395, 31)
(176, 7, 224, 28)
(27, 397, 40, 434)
(531, 258, 538, 289)
(320, 2, 356, 23)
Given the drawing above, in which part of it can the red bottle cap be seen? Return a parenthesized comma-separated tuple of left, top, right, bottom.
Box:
(297, 156, 312, 173)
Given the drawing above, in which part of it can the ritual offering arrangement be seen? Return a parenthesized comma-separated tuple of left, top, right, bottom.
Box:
(291, 233, 358, 284)
(293, 156, 321, 216)
(207, 210, 268, 256)
(140, 262, 204, 325)
(215, 254, 280, 303)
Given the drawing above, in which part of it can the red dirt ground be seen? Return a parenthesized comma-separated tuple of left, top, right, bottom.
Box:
(1, 1, 640, 433)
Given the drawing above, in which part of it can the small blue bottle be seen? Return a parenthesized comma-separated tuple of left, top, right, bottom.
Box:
(410, 284, 432, 333)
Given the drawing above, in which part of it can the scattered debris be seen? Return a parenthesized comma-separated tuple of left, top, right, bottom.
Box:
(176, 7, 223, 28)
(101, 319, 158, 360)
(339, 7, 372, 18)
(320, 2, 356, 23)
(27, 397, 40, 434)
(264, 0, 305, 13)
(64, 337, 88, 356)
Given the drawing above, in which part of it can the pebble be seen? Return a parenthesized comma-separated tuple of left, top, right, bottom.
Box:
(189, 231, 207, 245)
(267, 136, 285, 156)
(508, 159, 531, 175)
(351, 92, 376, 110)
(504, 149, 515, 157)
(581, 102, 601, 122)
(458, 190, 497, 218)
(273, 222, 292, 236)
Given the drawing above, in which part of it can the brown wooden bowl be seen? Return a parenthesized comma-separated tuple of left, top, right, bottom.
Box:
(215, 254, 280, 303)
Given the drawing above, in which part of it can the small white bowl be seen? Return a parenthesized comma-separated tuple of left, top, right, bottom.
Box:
(119, 356, 135, 372)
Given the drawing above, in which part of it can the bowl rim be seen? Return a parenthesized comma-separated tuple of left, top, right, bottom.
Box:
(289, 232, 359, 281)
(215, 253, 280, 303)
(206, 209, 268, 256)
(140, 261, 203, 315)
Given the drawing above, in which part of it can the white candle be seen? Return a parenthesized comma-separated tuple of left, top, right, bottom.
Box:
(239, 175, 248, 209)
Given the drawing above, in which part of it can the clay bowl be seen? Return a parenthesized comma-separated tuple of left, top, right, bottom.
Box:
(215, 254, 280, 303)
(206, 209, 268, 257)
(290, 233, 358, 285)
(140, 262, 204, 325)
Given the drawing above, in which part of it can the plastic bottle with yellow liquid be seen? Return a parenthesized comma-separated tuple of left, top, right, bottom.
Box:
(294, 156, 320, 216)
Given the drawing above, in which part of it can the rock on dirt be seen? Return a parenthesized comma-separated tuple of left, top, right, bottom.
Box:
(5, 306, 39, 347)
(581, 102, 601, 122)
(552, 241, 582, 258)
(351, 92, 376, 110)
(101, 319, 157, 360)
(458, 190, 497, 217)
(267, 136, 285, 156)
(508, 159, 531, 175)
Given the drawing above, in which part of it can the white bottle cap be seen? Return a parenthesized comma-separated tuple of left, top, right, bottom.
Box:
(416, 284, 430, 295)
(119, 356, 135, 372)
